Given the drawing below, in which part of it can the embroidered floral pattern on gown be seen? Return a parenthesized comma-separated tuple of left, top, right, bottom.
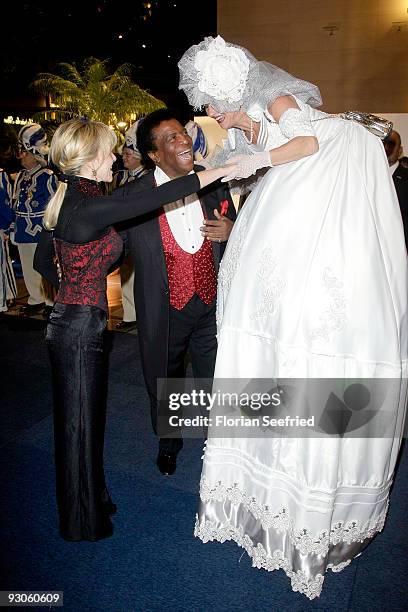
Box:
(196, 98, 408, 599)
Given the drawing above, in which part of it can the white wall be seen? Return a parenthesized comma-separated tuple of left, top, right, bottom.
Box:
(218, 0, 408, 114)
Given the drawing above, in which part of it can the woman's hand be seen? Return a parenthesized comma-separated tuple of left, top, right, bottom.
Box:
(196, 161, 241, 188)
(221, 152, 273, 181)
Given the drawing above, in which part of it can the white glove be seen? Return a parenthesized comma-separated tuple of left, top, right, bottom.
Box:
(221, 152, 272, 182)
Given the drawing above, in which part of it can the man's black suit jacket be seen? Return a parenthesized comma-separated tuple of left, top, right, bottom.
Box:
(393, 163, 408, 250)
(125, 166, 236, 407)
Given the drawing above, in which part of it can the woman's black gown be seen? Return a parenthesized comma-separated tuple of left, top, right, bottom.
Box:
(34, 172, 201, 540)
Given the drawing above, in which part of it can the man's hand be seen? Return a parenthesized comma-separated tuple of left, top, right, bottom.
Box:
(200, 209, 234, 243)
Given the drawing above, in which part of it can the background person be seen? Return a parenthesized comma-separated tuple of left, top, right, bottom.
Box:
(383, 130, 408, 249)
(0, 134, 18, 311)
(0, 168, 15, 312)
(112, 121, 147, 331)
(12, 123, 57, 316)
(185, 118, 209, 162)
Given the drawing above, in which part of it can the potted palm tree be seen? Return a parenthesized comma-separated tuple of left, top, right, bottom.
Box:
(31, 57, 165, 142)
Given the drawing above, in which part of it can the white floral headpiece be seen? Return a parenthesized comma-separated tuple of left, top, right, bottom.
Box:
(179, 36, 322, 114)
(193, 36, 250, 104)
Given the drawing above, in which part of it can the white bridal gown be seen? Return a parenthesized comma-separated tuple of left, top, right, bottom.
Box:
(195, 98, 408, 599)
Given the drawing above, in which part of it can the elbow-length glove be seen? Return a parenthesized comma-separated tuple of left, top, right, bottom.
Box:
(221, 152, 272, 182)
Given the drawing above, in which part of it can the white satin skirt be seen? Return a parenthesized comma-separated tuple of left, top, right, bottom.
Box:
(195, 119, 408, 599)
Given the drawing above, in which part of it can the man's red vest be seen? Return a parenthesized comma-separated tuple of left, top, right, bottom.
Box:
(158, 208, 217, 310)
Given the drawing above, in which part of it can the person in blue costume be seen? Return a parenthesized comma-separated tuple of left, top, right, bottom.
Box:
(12, 123, 58, 315)
(0, 168, 16, 311)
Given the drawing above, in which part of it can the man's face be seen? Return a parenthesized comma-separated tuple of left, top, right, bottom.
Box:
(149, 119, 193, 178)
(122, 146, 141, 171)
(383, 130, 402, 166)
(18, 150, 39, 170)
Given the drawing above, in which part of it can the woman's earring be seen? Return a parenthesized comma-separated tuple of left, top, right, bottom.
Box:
(91, 168, 98, 181)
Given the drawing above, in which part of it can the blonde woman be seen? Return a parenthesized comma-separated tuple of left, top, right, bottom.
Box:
(34, 117, 236, 542)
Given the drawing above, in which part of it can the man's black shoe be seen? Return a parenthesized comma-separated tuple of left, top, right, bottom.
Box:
(115, 320, 137, 331)
(156, 451, 177, 475)
(20, 302, 45, 316)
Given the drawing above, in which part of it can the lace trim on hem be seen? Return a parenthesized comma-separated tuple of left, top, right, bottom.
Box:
(200, 478, 388, 556)
(195, 517, 331, 600)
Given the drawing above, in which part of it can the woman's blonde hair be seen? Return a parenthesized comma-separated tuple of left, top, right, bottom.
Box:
(44, 118, 117, 230)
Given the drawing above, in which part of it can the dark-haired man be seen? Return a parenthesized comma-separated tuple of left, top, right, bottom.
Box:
(127, 108, 236, 475)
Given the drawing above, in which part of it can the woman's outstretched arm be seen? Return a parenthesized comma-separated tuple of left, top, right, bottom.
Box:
(264, 96, 319, 165)
(84, 164, 238, 230)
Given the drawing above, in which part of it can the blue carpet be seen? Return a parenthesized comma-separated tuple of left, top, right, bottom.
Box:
(1, 322, 407, 611)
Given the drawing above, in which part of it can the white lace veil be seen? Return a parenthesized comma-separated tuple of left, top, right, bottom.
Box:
(179, 36, 322, 192)
(178, 36, 322, 113)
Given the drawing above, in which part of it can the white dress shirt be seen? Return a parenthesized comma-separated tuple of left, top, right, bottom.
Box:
(154, 166, 204, 254)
